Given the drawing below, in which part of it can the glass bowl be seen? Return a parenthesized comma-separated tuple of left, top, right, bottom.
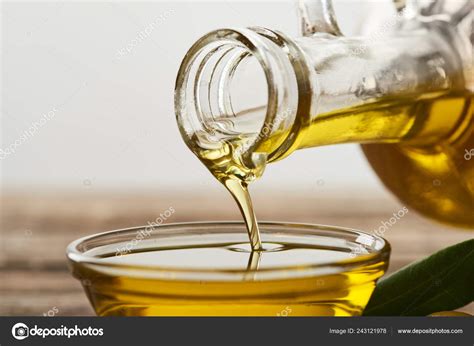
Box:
(67, 222, 390, 316)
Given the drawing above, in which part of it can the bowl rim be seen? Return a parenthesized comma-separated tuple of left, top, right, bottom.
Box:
(66, 221, 390, 280)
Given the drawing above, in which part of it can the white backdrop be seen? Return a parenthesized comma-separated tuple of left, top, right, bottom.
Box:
(1, 0, 397, 192)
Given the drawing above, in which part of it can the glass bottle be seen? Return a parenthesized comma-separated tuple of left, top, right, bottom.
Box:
(175, 0, 473, 228)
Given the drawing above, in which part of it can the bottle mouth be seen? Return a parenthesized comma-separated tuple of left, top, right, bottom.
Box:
(174, 27, 311, 166)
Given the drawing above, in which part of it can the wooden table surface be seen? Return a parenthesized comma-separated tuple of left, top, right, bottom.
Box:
(1, 189, 472, 316)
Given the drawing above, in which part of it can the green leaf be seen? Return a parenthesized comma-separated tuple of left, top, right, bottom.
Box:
(363, 238, 474, 316)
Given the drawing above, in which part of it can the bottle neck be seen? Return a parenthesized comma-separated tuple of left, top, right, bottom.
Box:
(278, 19, 470, 156)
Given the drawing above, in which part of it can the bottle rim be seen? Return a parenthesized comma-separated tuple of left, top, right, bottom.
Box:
(174, 27, 313, 167)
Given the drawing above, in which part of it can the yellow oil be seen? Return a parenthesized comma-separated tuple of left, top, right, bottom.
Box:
(75, 236, 387, 316)
(189, 133, 266, 250)
(300, 90, 474, 228)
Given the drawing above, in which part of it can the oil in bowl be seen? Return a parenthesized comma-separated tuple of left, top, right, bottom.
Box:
(67, 222, 390, 316)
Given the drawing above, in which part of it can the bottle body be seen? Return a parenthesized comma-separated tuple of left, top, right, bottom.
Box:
(290, 20, 474, 228)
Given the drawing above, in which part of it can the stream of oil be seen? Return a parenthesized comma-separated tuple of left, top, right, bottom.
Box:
(190, 130, 267, 269)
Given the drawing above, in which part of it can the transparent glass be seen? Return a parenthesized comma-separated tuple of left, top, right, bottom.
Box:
(175, 0, 474, 228)
(67, 222, 390, 316)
